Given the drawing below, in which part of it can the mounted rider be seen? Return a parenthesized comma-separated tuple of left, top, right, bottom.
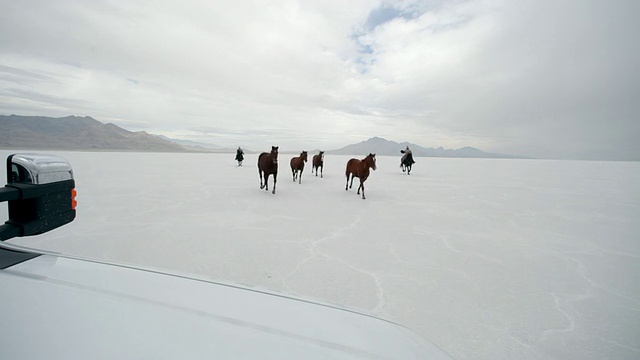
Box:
(235, 146, 244, 166)
(400, 146, 415, 166)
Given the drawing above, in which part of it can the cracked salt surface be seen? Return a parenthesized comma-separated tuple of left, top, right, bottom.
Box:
(3, 151, 639, 360)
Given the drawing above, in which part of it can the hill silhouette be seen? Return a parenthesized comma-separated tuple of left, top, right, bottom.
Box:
(0, 115, 188, 152)
(329, 136, 522, 158)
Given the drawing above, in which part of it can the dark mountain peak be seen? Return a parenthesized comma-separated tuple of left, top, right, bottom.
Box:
(61, 115, 98, 122)
(362, 136, 392, 146)
(367, 136, 390, 142)
(0, 114, 188, 152)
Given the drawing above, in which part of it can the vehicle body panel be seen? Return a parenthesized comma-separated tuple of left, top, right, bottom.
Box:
(0, 247, 452, 359)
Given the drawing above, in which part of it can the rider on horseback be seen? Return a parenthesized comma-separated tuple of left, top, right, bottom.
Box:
(235, 147, 244, 166)
(400, 146, 415, 166)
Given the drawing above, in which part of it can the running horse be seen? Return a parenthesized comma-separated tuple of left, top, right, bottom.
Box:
(290, 151, 308, 184)
(345, 153, 377, 199)
(311, 151, 324, 178)
(258, 146, 279, 194)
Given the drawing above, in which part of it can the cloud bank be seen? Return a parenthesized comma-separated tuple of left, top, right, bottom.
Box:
(1, 0, 638, 159)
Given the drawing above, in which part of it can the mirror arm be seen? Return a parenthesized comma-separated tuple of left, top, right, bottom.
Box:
(0, 187, 22, 240)
(0, 224, 22, 241)
(0, 187, 20, 202)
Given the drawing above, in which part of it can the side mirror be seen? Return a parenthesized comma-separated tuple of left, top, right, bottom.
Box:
(0, 154, 76, 241)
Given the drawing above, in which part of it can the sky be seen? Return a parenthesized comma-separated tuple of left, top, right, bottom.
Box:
(1, 0, 638, 160)
(4, 151, 639, 359)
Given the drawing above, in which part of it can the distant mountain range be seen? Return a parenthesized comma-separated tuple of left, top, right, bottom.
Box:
(1, 115, 522, 158)
(0, 115, 189, 152)
(329, 136, 522, 159)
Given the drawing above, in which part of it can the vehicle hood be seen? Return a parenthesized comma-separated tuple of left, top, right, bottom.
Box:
(0, 253, 453, 359)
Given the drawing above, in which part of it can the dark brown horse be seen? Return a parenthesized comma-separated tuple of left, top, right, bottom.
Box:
(290, 151, 308, 184)
(312, 151, 324, 178)
(258, 146, 279, 194)
(345, 153, 377, 199)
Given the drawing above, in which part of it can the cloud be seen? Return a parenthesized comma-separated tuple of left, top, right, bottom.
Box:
(0, 0, 638, 159)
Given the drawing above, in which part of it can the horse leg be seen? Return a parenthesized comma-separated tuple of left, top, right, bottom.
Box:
(320, 165, 323, 178)
(298, 167, 303, 184)
(359, 180, 366, 199)
(264, 173, 270, 191)
(345, 173, 350, 191)
(259, 170, 265, 189)
(292, 169, 296, 182)
(272, 172, 277, 194)
(349, 174, 355, 189)
(407, 164, 411, 175)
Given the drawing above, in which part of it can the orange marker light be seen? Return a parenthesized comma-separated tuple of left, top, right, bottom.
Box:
(71, 188, 77, 210)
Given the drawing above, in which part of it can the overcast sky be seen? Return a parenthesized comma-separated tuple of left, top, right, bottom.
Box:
(1, 0, 638, 160)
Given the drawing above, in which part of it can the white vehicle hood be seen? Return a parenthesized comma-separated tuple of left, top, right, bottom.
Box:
(0, 253, 453, 359)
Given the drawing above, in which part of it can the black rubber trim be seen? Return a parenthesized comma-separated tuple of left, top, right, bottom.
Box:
(0, 244, 41, 269)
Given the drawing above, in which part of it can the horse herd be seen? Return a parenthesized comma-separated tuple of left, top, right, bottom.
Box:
(257, 146, 393, 199)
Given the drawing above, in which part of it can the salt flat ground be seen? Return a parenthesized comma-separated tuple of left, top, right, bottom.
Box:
(2, 150, 639, 360)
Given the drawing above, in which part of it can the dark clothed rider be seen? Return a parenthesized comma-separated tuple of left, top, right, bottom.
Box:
(235, 147, 244, 166)
(400, 146, 415, 165)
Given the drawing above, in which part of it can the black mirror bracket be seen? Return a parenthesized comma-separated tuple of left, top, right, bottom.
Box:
(1, 154, 76, 241)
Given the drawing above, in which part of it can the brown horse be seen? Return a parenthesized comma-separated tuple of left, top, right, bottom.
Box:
(258, 146, 279, 194)
(290, 151, 308, 184)
(345, 153, 377, 199)
(312, 151, 324, 178)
